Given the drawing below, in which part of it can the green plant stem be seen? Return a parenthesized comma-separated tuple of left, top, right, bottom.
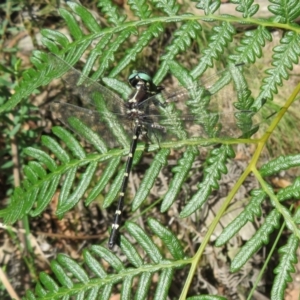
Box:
(180, 81, 300, 298)
(179, 158, 252, 299)
(58, 15, 300, 54)
(247, 209, 287, 300)
(253, 168, 300, 239)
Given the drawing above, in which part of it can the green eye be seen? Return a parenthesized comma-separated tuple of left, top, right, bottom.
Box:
(128, 71, 152, 83)
(128, 72, 138, 81)
(137, 72, 152, 82)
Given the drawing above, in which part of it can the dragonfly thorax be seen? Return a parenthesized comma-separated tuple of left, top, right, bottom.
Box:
(126, 74, 157, 121)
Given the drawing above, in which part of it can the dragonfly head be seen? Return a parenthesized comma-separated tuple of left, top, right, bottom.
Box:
(128, 70, 164, 94)
(128, 70, 153, 87)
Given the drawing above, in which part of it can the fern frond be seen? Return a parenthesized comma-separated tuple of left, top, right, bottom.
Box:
(260, 154, 300, 176)
(268, 0, 300, 23)
(256, 31, 300, 106)
(229, 26, 272, 64)
(98, 0, 127, 25)
(192, 22, 236, 76)
(218, 171, 300, 270)
(128, 0, 152, 19)
(23, 220, 186, 299)
(132, 148, 170, 211)
(67, 2, 102, 33)
(231, 0, 259, 18)
(93, 27, 137, 78)
(110, 22, 164, 77)
(194, 0, 221, 15)
(103, 150, 143, 208)
(271, 234, 299, 299)
(3, 125, 120, 224)
(180, 145, 235, 217)
(230, 209, 282, 272)
(85, 156, 121, 205)
(161, 148, 198, 212)
(277, 176, 300, 200)
(59, 8, 84, 39)
(156, 20, 202, 82)
(215, 189, 267, 246)
(152, 0, 180, 16)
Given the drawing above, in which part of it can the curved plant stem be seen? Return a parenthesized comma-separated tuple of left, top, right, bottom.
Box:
(180, 81, 300, 299)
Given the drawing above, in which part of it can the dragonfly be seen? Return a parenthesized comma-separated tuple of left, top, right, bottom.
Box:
(49, 54, 261, 249)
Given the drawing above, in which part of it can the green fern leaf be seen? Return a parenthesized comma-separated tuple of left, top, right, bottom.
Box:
(25, 290, 36, 300)
(23, 165, 39, 184)
(260, 154, 300, 177)
(41, 135, 70, 163)
(41, 29, 70, 49)
(93, 27, 137, 78)
(161, 147, 198, 212)
(132, 148, 170, 211)
(85, 156, 121, 205)
(110, 23, 164, 77)
(126, 222, 163, 261)
(67, 2, 101, 33)
(59, 8, 84, 39)
(156, 20, 202, 82)
(58, 254, 90, 283)
(268, 0, 300, 23)
(52, 126, 86, 159)
(31, 175, 61, 217)
(277, 177, 300, 200)
(39, 272, 59, 293)
(229, 26, 272, 64)
(256, 31, 300, 104)
(192, 22, 236, 76)
(56, 161, 98, 214)
(27, 161, 47, 178)
(230, 209, 282, 272)
(35, 282, 47, 298)
(215, 189, 267, 246)
(24, 147, 57, 171)
(194, 0, 221, 15)
(120, 236, 144, 266)
(128, 0, 152, 19)
(60, 117, 108, 153)
(98, 0, 127, 25)
(83, 249, 107, 277)
(82, 34, 114, 79)
(154, 268, 174, 299)
(271, 234, 299, 299)
(231, 0, 259, 18)
(148, 217, 185, 259)
(180, 145, 235, 217)
(152, 0, 180, 16)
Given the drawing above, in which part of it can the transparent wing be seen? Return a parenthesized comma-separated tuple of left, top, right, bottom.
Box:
(51, 101, 132, 148)
(138, 63, 248, 113)
(48, 54, 127, 114)
(138, 110, 261, 144)
(49, 56, 265, 148)
(49, 54, 132, 148)
(137, 64, 262, 142)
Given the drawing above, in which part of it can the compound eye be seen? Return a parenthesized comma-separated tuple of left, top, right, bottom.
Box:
(128, 71, 153, 88)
